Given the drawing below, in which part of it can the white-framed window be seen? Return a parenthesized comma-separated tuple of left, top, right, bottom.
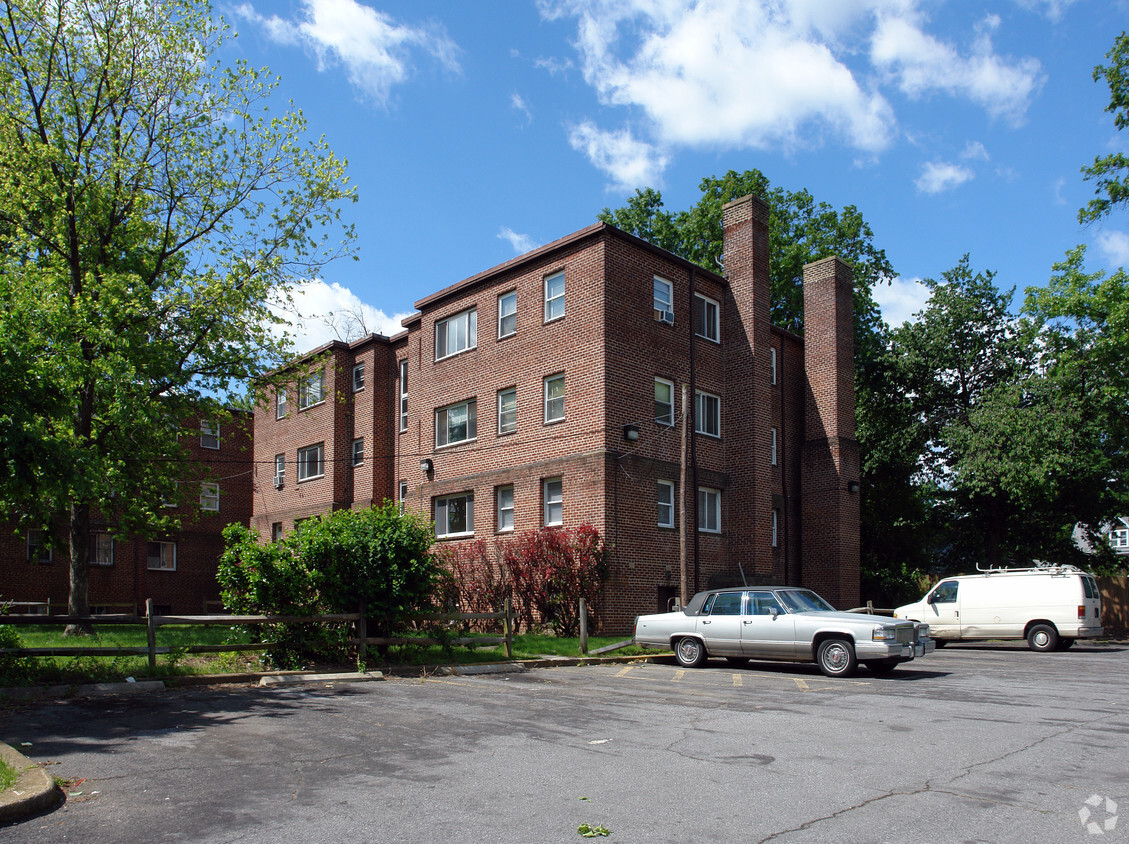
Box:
(654, 276, 673, 322)
(657, 480, 675, 528)
(200, 420, 219, 450)
(398, 480, 408, 514)
(147, 541, 177, 571)
(498, 290, 517, 338)
(352, 438, 364, 466)
(162, 480, 179, 508)
(498, 387, 517, 435)
(435, 492, 474, 538)
(276, 388, 287, 419)
(544, 270, 565, 322)
(694, 293, 720, 342)
(770, 347, 777, 385)
(544, 477, 563, 526)
(271, 522, 283, 543)
(436, 308, 477, 360)
(399, 359, 408, 432)
(771, 428, 778, 466)
(274, 454, 285, 487)
(1111, 528, 1129, 550)
(299, 370, 325, 409)
(436, 399, 477, 447)
(772, 508, 779, 547)
(27, 529, 52, 563)
(90, 532, 113, 567)
(698, 487, 721, 533)
(497, 485, 514, 533)
(695, 390, 721, 438)
(544, 373, 565, 423)
(353, 363, 365, 392)
(654, 378, 674, 426)
(200, 482, 220, 512)
(297, 443, 325, 481)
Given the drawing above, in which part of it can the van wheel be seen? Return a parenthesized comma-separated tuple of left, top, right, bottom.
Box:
(816, 638, 857, 677)
(674, 637, 708, 668)
(1027, 624, 1059, 652)
(1055, 638, 1075, 651)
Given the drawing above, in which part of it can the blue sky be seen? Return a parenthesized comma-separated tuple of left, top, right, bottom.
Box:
(223, 1, 1129, 350)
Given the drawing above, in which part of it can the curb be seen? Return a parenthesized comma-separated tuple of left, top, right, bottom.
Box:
(258, 671, 385, 687)
(0, 741, 59, 824)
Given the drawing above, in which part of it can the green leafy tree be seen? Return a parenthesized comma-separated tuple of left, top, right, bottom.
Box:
(1079, 31, 1129, 224)
(218, 503, 440, 667)
(0, 0, 355, 630)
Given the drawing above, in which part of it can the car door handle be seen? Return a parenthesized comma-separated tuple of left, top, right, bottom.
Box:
(702, 620, 711, 625)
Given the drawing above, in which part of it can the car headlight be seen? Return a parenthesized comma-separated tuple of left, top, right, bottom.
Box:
(916, 623, 930, 638)
(872, 625, 898, 641)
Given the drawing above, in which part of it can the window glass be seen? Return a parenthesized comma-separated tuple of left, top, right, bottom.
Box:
(709, 592, 743, 615)
(498, 291, 517, 338)
(274, 454, 285, 484)
(544, 374, 565, 423)
(353, 363, 365, 392)
(90, 533, 114, 566)
(436, 308, 477, 359)
(437, 399, 477, 447)
(297, 443, 325, 481)
(693, 294, 719, 342)
(931, 581, 958, 603)
(276, 388, 287, 419)
(770, 347, 777, 385)
(200, 420, 219, 449)
(657, 480, 675, 528)
(436, 493, 474, 537)
(497, 485, 514, 532)
(695, 391, 720, 437)
(299, 371, 325, 409)
(771, 428, 778, 465)
(654, 379, 674, 426)
(750, 591, 784, 615)
(352, 438, 364, 466)
(545, 271, 565, 321)
(200, 482, 220, 511)
(698, 487, 721, 533)
(399, 360, 408, 431)
(653, 277, 673, 318)
(147, 541, 176, 571)
(544, 477, 563, 525)
(498, 388, 517, 434)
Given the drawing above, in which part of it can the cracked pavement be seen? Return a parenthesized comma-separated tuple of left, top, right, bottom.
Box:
(2, 641, 1127, 842)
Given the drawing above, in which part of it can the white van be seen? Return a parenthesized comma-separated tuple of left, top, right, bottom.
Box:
(893, 565, 1102, 651)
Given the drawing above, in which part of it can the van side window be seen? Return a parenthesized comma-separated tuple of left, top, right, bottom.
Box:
(1082, 576, 1097, 599)
(931, 581, 958, 603)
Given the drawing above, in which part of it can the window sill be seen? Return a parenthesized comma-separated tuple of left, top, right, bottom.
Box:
(436, 437, 477, 450)
(435, 532, 475, 541)
(544, 314, 565, 325)
(435, 346, 478, 363)
(544, 417, 565, 426)
(298, 400, 326, 412)
(297, 474, 325, 483)
(694, 333, 721, 345)
(497, 429, 516, 437)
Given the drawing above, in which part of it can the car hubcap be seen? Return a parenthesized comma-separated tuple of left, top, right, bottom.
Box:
(824, 643, 848, 670)
(679, 641, 698, 663)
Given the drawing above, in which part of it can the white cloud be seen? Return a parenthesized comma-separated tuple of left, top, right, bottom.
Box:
(273, 279, 412, 351)
(498, 227, 539, 255)
(916, 161, 974, 194)
(1013, 0, 1079, 23)
(961, 141, 989, 161)
(874, 276, 930, 326)
(235, 0, 459, 105)
(1096, 231, 1129, 268)
(568, 122, 670, 190)
(870, 12, 1043, 125)
(510, 92, 532, 125)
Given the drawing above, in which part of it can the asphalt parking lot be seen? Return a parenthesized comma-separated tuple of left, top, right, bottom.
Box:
(3, 640, 1127, 843)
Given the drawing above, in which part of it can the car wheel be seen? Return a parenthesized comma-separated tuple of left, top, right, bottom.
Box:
(674, 637, 708, 668)
(1055, 637, 1075, 651)
(865, 659, 900, 676)
(725, 656, 749, 667)
(1027, 623, 1059, 652)
(816, 638, 857, 677)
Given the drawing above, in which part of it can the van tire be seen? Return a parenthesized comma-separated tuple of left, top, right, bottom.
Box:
(1055, 637, 1075, 651)
(1027, 623, 1059, 652)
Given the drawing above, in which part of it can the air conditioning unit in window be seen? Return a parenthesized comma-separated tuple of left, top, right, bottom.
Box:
(273, 475, 284, 489)
(654, 309, 674, 324)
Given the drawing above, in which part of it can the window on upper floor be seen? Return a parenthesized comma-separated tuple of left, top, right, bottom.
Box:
(274, 454, 285, 487)
(436, 399, 477, 447)
(436, 308, 477, 360)
(694, 293, 720, 343)
(353, 363, 365, 392)
(695, 390, 720, 438)
(147, 541, 177, 571)
(27, 529, 52, 564)
(90, 532, 114, 567)
(435, 492, 474, 538)
(200, 482, 220, 512)
(771, 428, 778, 466)
(352, 438, 364, 466)
(772, 508, 779, 547)
(276, 388, 287, 419)
(498, 290, 517, 339)
(200, 420, 219, 450)
(1111, 528, 1129, 550)
(498, 387, 517, 435)
(770, 347, 777, 385)
(299, 370, 325, 409)
(399, 359, 408, 432)
(657, 480, 675, 528)
(654, 378, 674, 426)
(497, 485, 514, 533)
(544, 271, 565, 322)
(698, 487, 721, 533)
(544, 477, 563, 526)
(544, 374, 565, 423)
(654, 277, 673, 323)
(297, 443, 325, 481)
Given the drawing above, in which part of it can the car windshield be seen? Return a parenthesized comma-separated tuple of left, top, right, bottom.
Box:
(777, 589, 836, 613)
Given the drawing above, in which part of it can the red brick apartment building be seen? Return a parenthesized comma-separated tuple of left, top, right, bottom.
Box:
(0, 413, 253, 615)
(252, 195, 860, 633)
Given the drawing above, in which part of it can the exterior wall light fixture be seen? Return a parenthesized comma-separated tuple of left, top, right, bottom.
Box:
(420, 458, 433, 475)
(847, 480, 860, 494)
(623, 424, 640, 442)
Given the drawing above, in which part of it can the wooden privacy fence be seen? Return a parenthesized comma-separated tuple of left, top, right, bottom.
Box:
(1097, 576, 1128, 634)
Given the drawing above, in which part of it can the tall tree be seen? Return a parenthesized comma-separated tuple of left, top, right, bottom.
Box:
(0, 0, 354, 630)
(1079, 31, 1129, 224)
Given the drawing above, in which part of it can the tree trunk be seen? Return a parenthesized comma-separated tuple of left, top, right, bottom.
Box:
(65, 500, 93, 636)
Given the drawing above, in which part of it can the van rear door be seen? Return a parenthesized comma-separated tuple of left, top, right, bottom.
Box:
(1081, 574, 1103, 632)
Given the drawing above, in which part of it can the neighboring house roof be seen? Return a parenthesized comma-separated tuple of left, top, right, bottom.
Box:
(1072, 517, 1129, 555)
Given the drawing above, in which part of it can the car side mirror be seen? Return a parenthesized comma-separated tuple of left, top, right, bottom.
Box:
(770, 608, 779, 619)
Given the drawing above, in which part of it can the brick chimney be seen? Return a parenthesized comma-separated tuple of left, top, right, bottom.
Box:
(801, 256, 860, 608)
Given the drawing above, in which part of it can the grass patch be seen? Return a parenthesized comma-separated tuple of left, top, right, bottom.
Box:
(379, 632, 648, 666)
(0, 756, 18, 791)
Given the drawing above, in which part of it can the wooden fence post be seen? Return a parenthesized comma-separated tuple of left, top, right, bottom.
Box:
(503, 597, 513, 659)
(145, 598, 157, 670)
(579, 598, 589, 655)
